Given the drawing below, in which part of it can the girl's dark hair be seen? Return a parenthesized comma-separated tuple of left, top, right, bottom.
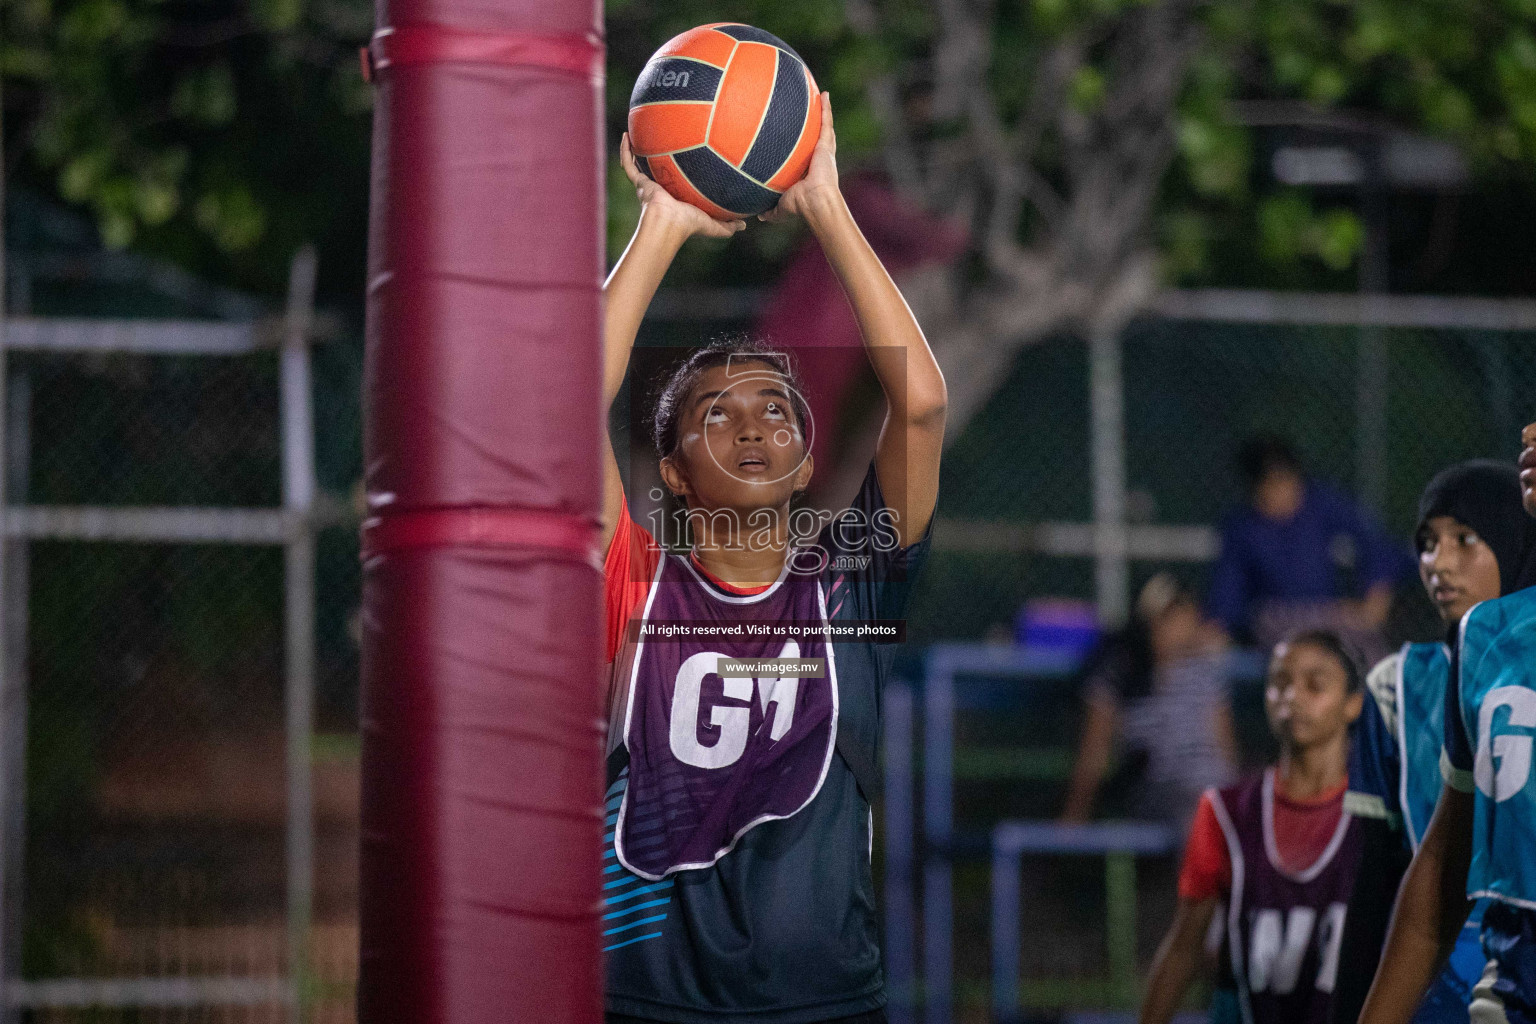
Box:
(1079, 574, 1198, 703)
(1278, 629, 1364, 694)
(1238, 434, 1304, 489)
(651, 335, 811, 458)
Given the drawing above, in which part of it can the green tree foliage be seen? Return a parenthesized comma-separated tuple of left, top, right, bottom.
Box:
(4, 0, 1535, 298)
(1181, 0, 1536, 280)
(614, 0, 1536, 436)
(1, 0, 374, 294)
(610, 0, 1536, 286)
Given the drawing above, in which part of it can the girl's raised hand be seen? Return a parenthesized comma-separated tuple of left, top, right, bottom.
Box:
(621, 133, 746, 240)
(759, 93, 840, 224)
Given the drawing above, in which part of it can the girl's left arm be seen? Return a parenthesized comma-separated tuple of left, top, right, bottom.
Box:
(767, 94, 947, 546)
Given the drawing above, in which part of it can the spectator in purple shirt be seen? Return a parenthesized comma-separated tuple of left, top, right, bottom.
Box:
(1207, 436, 1412, 664)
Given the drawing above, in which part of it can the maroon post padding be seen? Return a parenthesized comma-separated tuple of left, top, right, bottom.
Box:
(359, 0, 605, 1019)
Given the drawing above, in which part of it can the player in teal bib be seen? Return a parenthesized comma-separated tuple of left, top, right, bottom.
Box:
(1336, 461, 1526, 1024)
(1452, 586, 1536, 910)
(1360, 429, 1536, 1024)
(1432, 582, 1536, 1024)
(1395, 643, 1456, 846)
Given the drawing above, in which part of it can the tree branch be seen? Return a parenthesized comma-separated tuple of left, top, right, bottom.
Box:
(854, 0, 1209, 442)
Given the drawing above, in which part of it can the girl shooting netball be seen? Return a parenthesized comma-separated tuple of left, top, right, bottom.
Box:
(596, 57, 946, 1024)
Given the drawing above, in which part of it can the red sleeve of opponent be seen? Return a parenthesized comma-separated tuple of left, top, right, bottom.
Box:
(603, 493, 662, 664)
(1177, 792, 1233, 902)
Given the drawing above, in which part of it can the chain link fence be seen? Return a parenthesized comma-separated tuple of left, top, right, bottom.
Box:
(7, 252, 1534, 1024)
(3, 238, 363, 1022)
(920, 313, 1536, 646)
(933, 308, 1536, 1023)
(638, 293, 1536, 648)
(646, 290, 1536, 1023)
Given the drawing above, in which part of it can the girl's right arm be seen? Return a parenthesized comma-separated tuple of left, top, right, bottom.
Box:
(1139, 896, 1218, 1024)
(601, 136, 744, 554)
(1357, 784, 1475, 1024)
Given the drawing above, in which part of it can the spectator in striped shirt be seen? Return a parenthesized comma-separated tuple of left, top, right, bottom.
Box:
(1062, 574, 1239, 834)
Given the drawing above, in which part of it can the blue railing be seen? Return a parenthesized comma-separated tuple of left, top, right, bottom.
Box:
(990, 820, 1177, 1022)
(885, 641, 1266, 1024)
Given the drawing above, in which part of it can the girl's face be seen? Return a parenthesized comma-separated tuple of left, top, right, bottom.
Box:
(1264, 641, 1362, 752)
(1149, 599, 1203, 663)
(1417, 514, 1502, 624)
(1253, 468, 1305, 523)
(660, 360, 813, 517)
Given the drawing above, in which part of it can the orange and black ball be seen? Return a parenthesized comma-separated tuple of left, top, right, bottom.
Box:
(628, 24, 821, 219)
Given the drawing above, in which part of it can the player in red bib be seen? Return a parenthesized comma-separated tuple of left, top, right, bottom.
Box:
(1141, 631, 1366, 1024)
(597, 94, 946, 1024)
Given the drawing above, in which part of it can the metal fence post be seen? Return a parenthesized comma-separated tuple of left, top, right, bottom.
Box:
(0, 80, 11, 1022)
(1105, 850, 1137, 1007)
(989, 837, 1021, 1023)
(281, 247, 318, 1022)
(1089, 326, 1129, 626)
(0, 307, 309, 1015)
(1356, 174, 1390, 513)
(921, 651, 954, 1024)
(0, 372, 26, 1024)
(884, 681, 917, 1024)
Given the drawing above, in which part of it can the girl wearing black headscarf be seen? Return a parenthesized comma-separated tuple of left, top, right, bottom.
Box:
(1331, 460, 1536, 1024)
(1357, 435, 1536, 1024)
